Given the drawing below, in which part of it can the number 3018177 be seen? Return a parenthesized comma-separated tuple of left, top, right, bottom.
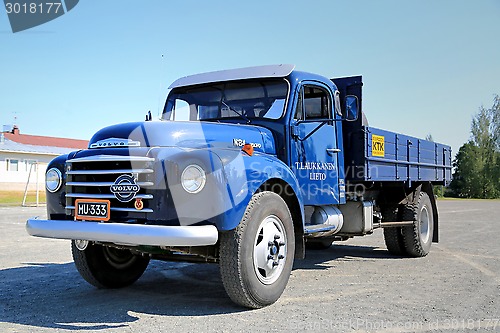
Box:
(5, 2, 62, 14)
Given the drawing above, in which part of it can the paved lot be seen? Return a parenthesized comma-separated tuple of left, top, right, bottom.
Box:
(0, 200, 499, 333)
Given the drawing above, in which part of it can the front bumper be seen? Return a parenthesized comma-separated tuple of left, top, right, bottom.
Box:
(26, 218, 218, 247)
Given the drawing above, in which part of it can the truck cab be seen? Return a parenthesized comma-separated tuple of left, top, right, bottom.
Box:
(27, 65, 452, 308)
(165, 66, 351, 202)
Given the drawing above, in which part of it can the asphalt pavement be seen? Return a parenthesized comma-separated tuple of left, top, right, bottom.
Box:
(0, 200, 499, 332)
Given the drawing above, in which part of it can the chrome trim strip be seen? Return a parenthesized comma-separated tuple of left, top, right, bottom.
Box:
(65, 193, 153, 200)
(66, 205, 154, 213)
(107, 207, 154, 213)
(67, 181, 154, 187)
(67, 169, 154, 175)
(68, 155, 154, 163)
(26, 218, 218, 247)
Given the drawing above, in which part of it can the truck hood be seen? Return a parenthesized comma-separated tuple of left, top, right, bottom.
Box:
(88, 121, 276, 155)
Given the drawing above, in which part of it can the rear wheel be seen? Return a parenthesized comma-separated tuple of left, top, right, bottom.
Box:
(71, 241, 150, 288)
(401, 192, 434, 257)
(219, 191, 295, 308)
(382, 206, 407, 256)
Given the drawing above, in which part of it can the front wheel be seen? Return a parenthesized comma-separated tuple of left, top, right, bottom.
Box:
(71, 241, 150, 288)
(219, 191, 295, 308)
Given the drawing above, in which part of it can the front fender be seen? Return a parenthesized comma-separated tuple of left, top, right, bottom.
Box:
(215, 150, 304, 231)
(45, 154, 70, 219)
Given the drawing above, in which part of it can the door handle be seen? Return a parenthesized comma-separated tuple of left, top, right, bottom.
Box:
(326, 148, 341, 155)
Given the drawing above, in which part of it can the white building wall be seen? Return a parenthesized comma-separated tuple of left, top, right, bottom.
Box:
(0, 152, 55, 191)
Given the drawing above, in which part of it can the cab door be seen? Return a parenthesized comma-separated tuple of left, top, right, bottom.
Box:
(289, 83, 341, 206)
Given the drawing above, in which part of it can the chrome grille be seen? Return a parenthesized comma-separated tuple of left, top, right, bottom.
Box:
(65, 155, 155, 216)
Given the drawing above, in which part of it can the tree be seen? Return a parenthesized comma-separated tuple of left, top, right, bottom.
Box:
(449, 142, 484, 197)
(492, 96, 500, 193)
(449, 95, 500, 198)
(491, 95, 500, 151)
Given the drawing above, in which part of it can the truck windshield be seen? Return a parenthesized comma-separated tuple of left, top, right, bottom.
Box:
(162, 79, 289, 122)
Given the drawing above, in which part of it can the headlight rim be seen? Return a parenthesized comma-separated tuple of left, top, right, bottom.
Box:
(180, 164, 206, 194)
(46, 167, 63, 193)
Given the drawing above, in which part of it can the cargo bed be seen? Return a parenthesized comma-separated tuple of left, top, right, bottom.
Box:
(344, 126, 452, 184)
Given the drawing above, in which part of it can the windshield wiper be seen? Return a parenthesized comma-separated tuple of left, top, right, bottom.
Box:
(221, 100, 251, 124)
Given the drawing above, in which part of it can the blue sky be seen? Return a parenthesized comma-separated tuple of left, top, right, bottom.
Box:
(1, 0, 499, 155)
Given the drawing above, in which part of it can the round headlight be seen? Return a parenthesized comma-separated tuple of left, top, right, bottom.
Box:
(46, 168, 62, 193)
(181, 164, 206, 194)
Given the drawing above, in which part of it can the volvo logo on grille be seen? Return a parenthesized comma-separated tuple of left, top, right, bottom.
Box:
(110, 174, 140, 202)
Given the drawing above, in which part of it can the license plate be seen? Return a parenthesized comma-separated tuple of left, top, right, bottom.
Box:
(75, 199, 110, 221)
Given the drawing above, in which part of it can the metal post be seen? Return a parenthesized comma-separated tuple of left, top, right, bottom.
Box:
(22, 162, 33, 207)
(36, 162, 39, 207)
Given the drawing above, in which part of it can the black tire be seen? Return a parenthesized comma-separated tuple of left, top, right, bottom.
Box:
(401, 192, 434, 257)
(219, 191, 295, 309)
(382, 206, 407, 256)
(305, 238, 333, 250)
(71, 241, 150, 288)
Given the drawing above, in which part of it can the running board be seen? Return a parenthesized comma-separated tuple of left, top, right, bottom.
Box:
(304, 224, 339, 234)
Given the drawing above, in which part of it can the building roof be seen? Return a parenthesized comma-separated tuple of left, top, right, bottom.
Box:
(0, 126, 88, 156)
(2, 126, 88, 150)
(0, 138, 79, 155)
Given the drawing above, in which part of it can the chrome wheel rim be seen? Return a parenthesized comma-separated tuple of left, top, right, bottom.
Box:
(253, 215, 287, 285)
(420, 206, 431, 244)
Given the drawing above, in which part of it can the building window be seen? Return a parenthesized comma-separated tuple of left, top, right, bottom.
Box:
(6, 159, 19, 172)
(25, 159, 38, 172)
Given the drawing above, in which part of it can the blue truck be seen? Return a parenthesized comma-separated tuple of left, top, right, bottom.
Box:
(27, 65, 452, 308)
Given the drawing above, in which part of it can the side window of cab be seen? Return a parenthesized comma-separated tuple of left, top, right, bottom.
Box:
(294, 85, 332, 120)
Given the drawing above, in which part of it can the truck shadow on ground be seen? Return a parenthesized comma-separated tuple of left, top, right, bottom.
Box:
(295, 243, 402, 270)
(0, 261, 236, 330)
(0, 243, 397, 330)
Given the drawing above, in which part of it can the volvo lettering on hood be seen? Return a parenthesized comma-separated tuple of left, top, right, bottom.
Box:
(90, 138, 141, 149)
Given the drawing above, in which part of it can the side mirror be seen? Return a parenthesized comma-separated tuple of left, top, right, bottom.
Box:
(344, 95, 359, 121)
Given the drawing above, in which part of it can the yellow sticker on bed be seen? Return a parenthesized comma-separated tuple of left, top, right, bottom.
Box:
(372, 134, 385, 157)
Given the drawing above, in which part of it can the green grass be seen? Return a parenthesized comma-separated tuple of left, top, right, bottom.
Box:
(437, 197, 500, 201)
(0, 191, 46, 206)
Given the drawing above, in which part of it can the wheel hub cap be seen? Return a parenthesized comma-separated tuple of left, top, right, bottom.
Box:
(253, 215, 287, 285)
(420, 206, 430, 243)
